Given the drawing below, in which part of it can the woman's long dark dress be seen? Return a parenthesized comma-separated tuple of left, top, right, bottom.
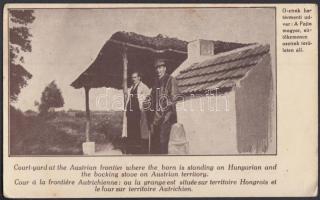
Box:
(126, 84, 141, 154)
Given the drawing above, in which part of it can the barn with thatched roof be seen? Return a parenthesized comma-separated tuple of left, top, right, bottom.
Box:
(71, 31, 188, 153)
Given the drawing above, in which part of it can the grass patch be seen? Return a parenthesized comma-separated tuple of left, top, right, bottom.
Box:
(10, 106, 123, 155)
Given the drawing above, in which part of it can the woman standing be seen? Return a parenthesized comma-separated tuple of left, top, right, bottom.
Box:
(122, 72, 151, 154)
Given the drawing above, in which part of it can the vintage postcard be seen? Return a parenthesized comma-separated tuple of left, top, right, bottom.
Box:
(2, 3, 318, 198)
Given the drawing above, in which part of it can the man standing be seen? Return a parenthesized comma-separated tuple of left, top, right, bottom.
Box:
(150, 59, 180, 154)
(122, 72, 150, 154)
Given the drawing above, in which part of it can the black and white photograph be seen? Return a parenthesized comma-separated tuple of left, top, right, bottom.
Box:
(8, 7, 276, 156)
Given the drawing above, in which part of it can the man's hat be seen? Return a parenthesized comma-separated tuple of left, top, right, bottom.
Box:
(154, 59, 167, 68)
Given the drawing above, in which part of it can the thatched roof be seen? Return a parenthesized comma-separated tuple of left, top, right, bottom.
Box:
(71, 31, 258, 91)
(71, 31, 188, 89)
(176, 44, 270, 95)
(110, 32, 187, 52)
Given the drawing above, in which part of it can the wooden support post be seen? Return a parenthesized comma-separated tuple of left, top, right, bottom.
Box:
(121, 45, 128, 154)
(122, 46, 128, 106)
(82, 86, 94, 155)
(84, 86, 91, 142)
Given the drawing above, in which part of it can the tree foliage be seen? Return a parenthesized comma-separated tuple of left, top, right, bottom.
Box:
(9, 10, 35, 102)
(39, 81, 64, 114)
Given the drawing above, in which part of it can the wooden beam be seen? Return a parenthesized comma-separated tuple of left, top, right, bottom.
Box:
(109, 39, 187, 54)
(122, 45, 128, 105)
(84, 87, 91, 142)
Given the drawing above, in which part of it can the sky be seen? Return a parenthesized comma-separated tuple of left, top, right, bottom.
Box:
(12, 8, 275, 111)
